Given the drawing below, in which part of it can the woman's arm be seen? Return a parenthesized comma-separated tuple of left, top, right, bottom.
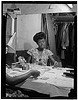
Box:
(27, 56, 32, 63)
(49, 55, 58, 67)
(49, 55, 55, 63)
(6, 70, 40, 86)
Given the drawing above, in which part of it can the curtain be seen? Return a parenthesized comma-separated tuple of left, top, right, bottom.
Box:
(46, 13, 57, 56)
(41, 14, 50, 49)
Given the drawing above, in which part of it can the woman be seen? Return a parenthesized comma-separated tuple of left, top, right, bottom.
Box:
(27, 32, 59, 66)
(6, 46, 40, 98)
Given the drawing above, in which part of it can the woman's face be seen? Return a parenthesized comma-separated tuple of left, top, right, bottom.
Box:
(38, 38, 46, 49)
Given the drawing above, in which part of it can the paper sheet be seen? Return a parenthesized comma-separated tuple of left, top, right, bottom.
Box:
(33, 67, 74, 88)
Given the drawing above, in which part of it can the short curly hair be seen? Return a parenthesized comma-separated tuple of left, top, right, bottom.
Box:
(33, 32, 46, 43)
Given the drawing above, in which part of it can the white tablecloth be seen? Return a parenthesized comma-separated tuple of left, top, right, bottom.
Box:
(13, 64, 74, 97)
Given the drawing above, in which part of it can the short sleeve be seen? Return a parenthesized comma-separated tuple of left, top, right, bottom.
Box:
(27, 48, 34, 56)
(47, 49, 53, 56)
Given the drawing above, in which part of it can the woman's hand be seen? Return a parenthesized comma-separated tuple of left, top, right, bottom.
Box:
(54, 61, 62, 67)
(54, 61, 58, 67)
(30, 70, 40, 78)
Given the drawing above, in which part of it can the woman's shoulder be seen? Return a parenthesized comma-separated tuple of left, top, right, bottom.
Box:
(44, 49, 53, 55)
(27, 48, 38, 55)
(44, 49, 52, 52)
(29, 48, 37, 51)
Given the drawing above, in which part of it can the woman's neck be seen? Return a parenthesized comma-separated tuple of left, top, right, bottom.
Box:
(37, 47, 44, 51)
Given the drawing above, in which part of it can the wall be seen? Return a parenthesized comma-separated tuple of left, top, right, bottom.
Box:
(3, 4, 74, 14)
(16, 14, 41, 50)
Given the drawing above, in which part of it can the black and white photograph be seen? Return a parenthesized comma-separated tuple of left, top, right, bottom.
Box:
(1, 1, 77, 99)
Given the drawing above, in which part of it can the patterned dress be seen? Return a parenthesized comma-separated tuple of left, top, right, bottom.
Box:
(27, 48, 53, 66)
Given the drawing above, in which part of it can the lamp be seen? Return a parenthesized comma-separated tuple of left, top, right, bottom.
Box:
(7, 32, 16, 53)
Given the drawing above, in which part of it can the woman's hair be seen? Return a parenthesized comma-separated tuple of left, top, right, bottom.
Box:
(33, 32, 46, 43)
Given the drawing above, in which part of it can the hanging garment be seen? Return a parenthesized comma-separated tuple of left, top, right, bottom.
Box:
(71, 24, 74, 52)
(53, 23, 58, 35)
(61, 50, 65, 59)
(41, 14, 50, 49)
(67, 23, 75, 66)
(61, 23, 69, 49)
(55, 23, 64, 56)
(46, 14, 57, 56)
(60, 23, 69, 59)
(71, 24, 75, 66)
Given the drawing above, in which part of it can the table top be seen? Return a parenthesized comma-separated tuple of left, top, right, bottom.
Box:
(10, 64, 74, 97)
(7, 64, 74, 88)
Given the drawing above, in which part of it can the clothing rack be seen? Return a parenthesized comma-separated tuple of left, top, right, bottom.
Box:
(55, 16, 75, 67)
(54, 22, 74, 24)
(53, 16, 74, 22)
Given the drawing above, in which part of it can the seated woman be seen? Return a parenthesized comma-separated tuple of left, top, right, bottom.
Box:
(6, 46, 40, 98)
(27, 32, 59, 66)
